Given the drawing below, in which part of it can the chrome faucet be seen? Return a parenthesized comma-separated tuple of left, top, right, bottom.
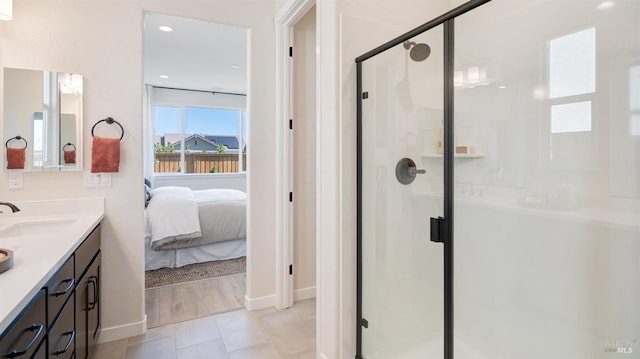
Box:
(0, 202, 20, 213)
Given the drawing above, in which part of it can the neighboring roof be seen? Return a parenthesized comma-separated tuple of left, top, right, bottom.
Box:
(204, 135, 239, 149)
(157, 133, 190, 146)
(174, 134, 239, 151)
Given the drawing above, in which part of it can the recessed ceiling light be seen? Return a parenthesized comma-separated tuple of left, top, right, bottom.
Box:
(597, 1, 615, 10)
(231, 64, 241, 69)
(499, 85, 507, 89)
(159, 75, 169, 79)
(159, 25, 173, 32)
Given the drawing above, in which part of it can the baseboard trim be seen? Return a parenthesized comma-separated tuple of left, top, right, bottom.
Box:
(98, 315, 147, 343)
(245, 294, 276, 311)
(294, 286, 316, 301)
(245, 287, 315, 311)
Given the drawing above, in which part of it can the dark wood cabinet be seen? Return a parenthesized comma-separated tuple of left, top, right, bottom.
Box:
(75, 225, 101, 359)
(47, 256, 75, 328)
(85, 253, 100, 359)
(0, 223, 101, 359)
(0, 289, 47, 359)
(48, 299, 75, 359)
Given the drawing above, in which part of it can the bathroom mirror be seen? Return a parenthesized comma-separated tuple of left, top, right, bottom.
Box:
(3, 67, 83, 171)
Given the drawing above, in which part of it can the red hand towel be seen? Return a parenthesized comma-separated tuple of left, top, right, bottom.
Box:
(6, 148, 25, 169)
(91, 136, 120, 173)
(64, 150, 76, 164)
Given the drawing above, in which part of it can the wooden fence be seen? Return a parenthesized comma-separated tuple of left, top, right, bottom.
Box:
(155, 153, 247, 173)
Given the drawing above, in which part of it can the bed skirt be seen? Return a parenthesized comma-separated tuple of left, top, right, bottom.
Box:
(145, 237, 246, 271)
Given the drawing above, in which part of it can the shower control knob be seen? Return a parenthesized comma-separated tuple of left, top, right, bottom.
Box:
(395, 158, 425, 185)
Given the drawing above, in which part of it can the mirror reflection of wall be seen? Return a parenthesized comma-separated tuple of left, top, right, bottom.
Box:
(3, 67, 83, 172)
(4, 68, 42, 170)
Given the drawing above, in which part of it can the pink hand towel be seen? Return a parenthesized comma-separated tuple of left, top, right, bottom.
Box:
(91, 136, 120, 173)
(6, 148, 25, 169)
(64, 150, 76, 164)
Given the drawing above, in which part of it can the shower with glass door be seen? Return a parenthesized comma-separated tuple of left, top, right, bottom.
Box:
(356, 0, 640, 358)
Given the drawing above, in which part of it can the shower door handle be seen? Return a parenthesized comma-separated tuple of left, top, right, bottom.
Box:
(395, 158, 425, 185)
(430, 217, 445, 243)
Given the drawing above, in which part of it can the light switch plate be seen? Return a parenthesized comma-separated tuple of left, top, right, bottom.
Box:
(84, 171, 111, 187)
(8, 172, 23, 189)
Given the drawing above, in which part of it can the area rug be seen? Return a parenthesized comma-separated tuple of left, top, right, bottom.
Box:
(145, 256, 246, 289)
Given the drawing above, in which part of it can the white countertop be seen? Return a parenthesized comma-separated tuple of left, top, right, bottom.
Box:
(0, 198, 104, 334)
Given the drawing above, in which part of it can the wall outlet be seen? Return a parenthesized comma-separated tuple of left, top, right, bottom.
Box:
(8, 172, 23, 189)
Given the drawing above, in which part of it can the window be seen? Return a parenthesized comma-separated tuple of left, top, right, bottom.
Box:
(154, 105, 247, 174)
(548, 27, 597, 166)
(33, 112, 44, 167)
(549, 28, 596, 100)
(550, 101, 592, 133)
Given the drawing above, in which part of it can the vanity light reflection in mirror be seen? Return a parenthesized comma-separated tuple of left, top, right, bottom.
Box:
(3, 67, 83, 172)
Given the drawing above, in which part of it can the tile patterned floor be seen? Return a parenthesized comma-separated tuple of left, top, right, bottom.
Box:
(95, 298, 316, 359)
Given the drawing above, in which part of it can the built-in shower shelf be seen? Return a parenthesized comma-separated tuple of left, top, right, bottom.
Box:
(421, 153, 485, 158)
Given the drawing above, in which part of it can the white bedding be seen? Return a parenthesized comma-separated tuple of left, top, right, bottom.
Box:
(147, 186, 202, 251)
(194, 189, 246, 247)
(144, 237, 246, 270)
(144, 187, 247, 270)
(147, 187, 246, 251)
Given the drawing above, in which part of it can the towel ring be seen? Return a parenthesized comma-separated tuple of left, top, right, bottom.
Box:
(5, 136, 28, 149)
(63, 143, 76, 151)
(91, 117, 124, 140)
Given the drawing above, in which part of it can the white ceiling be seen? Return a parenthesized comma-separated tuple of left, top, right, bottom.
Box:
(143, 13, 248, 94)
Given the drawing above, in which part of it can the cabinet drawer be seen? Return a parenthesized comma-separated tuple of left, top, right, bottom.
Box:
(49, 298, 75, 359)
(75, 224, 101, 281)
(0, 289, 46, 359)
(47, 254, 75, 328)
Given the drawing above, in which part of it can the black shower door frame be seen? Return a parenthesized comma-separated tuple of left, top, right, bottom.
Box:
(355, 1, 493, 358)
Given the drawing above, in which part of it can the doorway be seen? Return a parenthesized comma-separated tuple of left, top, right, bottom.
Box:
(275, 0, 317, 309)
(142, 12, 249, 328)
(292, 5, 317, 305)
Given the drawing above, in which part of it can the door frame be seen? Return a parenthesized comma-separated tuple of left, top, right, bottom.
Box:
(275, 0, 316, 310)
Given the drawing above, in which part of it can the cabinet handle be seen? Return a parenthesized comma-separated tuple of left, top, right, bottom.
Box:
(6, 324, 44, 358)
(53, 330, 75, 356)
(88, 276, 98, 310)
(52, 278, 75, 297)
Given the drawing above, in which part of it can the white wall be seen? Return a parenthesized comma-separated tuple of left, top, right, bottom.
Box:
(292, 6, 316, 298)
(0, 0, 276, 342)
(152, 87, 246, 110)
(313, 0, 451, 358)
(154, 173, 246, 192)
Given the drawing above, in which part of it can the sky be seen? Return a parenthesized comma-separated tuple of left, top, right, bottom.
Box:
(154, 106, 247, 141)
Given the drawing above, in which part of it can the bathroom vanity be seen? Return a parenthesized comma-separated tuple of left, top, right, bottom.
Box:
(0, 199, 103, 358)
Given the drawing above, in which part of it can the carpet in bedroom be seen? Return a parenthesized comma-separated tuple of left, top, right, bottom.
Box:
(145, 256, 246, 289)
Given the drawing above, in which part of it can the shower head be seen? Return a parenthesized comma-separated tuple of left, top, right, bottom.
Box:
(403, 40, 431, 62)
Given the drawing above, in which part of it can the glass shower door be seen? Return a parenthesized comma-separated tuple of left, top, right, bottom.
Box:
(360, 27, 445, 359)
(453, 1, 640, 358)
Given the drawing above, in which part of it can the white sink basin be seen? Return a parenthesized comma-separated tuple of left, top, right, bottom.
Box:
(0, 218, 77, 237)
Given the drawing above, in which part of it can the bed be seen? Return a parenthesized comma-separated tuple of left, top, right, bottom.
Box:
(144, 186, 246, 270)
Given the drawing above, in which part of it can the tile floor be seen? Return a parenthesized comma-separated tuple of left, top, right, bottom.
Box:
(95, 298, 316, 359)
